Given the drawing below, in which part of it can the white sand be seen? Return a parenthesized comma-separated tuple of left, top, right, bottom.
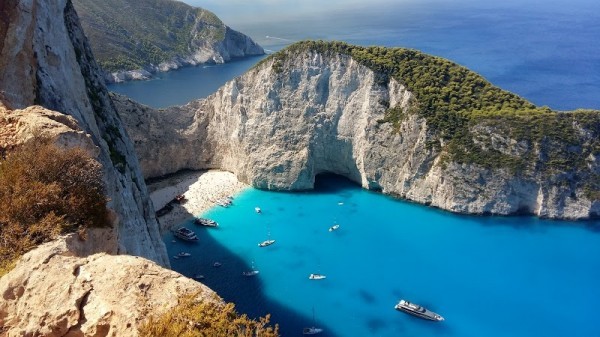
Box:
(148, 170, 248, 231)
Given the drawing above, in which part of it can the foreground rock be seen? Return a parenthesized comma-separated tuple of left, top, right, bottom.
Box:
(0, 0, 168, 265)
(0, 234, 213, 337)
(73, 0, 264, 83)
(117, 43, 599, 220)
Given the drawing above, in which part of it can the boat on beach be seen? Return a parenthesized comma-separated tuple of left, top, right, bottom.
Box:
(194, 217, 218, 227)
(394, 299, 444, 322)
(309, 273, 326, 280)
(172, 227, 199, 242)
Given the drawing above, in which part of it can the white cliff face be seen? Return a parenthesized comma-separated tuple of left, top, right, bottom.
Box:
(119, 49, 599, 220)
(0, 0, 168, 265)
(0, 234, 214, 337)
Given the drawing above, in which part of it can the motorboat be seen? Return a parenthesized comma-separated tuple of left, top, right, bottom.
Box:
(258, 239, 275, 247)
(172, 227, 199, 242)
(194, 274, 205, 280)
(394, 299, 444, 322)
(303, 307, 323, 335)
(243, 261, 259, 276)
(213, 262, 222, 268)
(255, 207, 262, 213)
(216, 199, 230, 207)
(194, 217, 218, 227)
(309, 274, 326, 280)
(177, 252, 191, 257)
(328, 224, 340, 232)
(302, 327, 323, 335)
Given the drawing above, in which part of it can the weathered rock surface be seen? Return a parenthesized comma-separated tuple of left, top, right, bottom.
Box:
(0, 0, 168, 265)
(117, 49, 599, 220)
(0, 234, 213, 337)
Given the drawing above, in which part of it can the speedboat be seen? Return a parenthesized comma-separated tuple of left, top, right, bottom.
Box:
(328, 224, 340, 232)
(172, 227, 199, 242)
(177, 252, 191, 257)
(302, 327, 323, 335)
(255, 207, 262, 213)
(194, 274, 205, 280)
(309, 274, 326, 280)
(243, 270, 259, 277)
(194, 217, 218, 227)
(394, 299, 444, 322)
(213, 262, 222, 268)
(258, 239, 275, 247)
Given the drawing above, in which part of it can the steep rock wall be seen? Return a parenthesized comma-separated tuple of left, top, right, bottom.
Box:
(0, 0, 168, 265)
(119, 49, 599, 220)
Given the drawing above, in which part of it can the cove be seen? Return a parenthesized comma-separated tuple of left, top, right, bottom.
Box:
(164, 174, 600, 337)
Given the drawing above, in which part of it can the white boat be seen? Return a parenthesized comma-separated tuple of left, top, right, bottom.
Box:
(172, 227, 199, 242)
(243, 261, 259, 277)
(303, 307, 323, 335)
(213, 261, 222, 268)
(194, 274, 205, 280)
(194, 217, 218, 227)
(309, 273, 326, 280)
(395, 299, 444, 322)
(216, 200, 230, 207)
(258, 239, 275, 247)
(328, 224, 340, 232)
(177, 252, 191, 257)
(255, 207, 262, 213)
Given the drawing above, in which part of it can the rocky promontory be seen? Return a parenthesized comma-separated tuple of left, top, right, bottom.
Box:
(117, 41, 600, 220)
(73, 0, 265, 83)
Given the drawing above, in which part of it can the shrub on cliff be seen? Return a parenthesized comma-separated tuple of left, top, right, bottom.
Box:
(0, 139, 109, 276)
(140, 293, 279, 337)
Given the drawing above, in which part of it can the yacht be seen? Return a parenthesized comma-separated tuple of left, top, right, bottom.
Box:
(258, 239, 276, 247)
(194, 217, 218, 227)
(309, 274, 326, 280)
(328, 224, 340, 232)
(172, 227, 199, 242)
(394, 299, 444, 322)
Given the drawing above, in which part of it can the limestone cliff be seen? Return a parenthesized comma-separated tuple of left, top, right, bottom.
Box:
(72, 0, 264, 83)
(0, 0, 168, 265)
(117, 42, 600, 220)
(0, 233, 214, 337)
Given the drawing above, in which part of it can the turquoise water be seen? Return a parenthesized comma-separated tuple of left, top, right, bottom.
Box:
(165, 175, 600, 337)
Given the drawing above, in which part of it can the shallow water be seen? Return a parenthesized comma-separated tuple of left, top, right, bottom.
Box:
(165, 175, 600, 337)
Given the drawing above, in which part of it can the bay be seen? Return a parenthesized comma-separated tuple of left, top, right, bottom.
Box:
(165, 175, 600, 337)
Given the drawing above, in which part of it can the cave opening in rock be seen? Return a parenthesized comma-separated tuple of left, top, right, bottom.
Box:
(313, 172, 359, 193)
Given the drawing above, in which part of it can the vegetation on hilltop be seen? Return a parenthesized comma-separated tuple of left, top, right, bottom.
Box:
(140, 293, 279, 337)
(73, 0, 226, 72)
(261, 41, 600, 190)
(0, 139, 109, 276)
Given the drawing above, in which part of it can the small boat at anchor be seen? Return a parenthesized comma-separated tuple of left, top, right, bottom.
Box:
(194, 274, 205, 280)
(394, 299, 444, 322)
(172, 227, 199, 242)
(328, 224, 340, 232)
(303, 306, 323, 335)
(177, 252, 191, 257)
(194, 217, 218, 227)
(255, 207, 262, 213)
(259, 239, 275, 247)
(309, 273, 326, 280)
(213, 262, 222, 268)
(243, 261, 259, 277)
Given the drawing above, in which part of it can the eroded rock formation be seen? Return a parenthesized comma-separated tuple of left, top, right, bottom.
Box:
(117, 49, 599, 220)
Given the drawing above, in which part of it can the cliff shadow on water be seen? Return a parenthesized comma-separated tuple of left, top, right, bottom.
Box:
(162, 205, 341, 336)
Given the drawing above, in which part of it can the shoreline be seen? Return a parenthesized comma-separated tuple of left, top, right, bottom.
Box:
(147, 170, 248, 232)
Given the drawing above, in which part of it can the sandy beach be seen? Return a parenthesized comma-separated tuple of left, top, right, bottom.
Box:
(147, 170, 248, 231)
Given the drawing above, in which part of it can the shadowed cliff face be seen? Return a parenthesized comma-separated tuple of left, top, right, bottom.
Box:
(117, 48, 599, 220)
(0, 0, 168, 266)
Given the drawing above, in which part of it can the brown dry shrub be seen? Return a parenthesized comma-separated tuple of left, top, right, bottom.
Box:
(140, 293, 279, 337)
(0, 138, 109, 275)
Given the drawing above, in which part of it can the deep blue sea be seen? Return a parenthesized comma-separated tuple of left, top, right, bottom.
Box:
(110, 0, 600, 110)
(165, 176, 600, 337)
